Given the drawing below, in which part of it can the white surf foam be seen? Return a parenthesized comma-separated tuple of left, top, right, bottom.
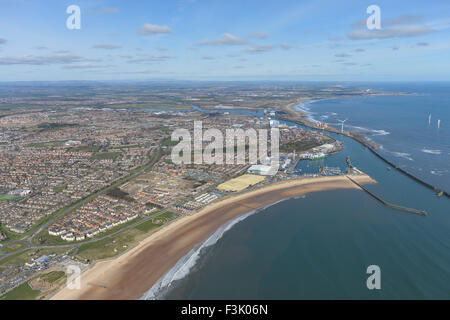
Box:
(430, 169, 448, 176)
(421, 149, 442, 155)
(140, 198, 294, 300)
(382, 148, 414, 161)
(372, 129, 390, 136)
(294, 100, 318, 122)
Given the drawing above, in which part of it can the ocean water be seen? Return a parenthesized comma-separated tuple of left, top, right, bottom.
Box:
(297, 82, 450, 192)
(143, 83, 450, 300)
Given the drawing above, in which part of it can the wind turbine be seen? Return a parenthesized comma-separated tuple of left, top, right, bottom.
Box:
(337, 119, 348, 133)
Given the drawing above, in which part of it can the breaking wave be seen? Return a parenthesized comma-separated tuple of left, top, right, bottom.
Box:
(430, 169, 448, 176)
(294, 100, 390, 138)
(381, 148, 414, 161)
(372, 129, 390, 136)
(421, 149, 442, 155)
(140, 198, 294, 300)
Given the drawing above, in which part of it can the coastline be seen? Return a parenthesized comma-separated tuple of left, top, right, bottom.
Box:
(281, 99, 450, 198)
(51, 174, 376, 300)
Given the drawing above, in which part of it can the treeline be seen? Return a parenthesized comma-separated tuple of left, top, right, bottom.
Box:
(106, 187, 133, 201)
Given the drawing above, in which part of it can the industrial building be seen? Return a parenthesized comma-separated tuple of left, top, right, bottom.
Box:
(247, 164, 279, 176)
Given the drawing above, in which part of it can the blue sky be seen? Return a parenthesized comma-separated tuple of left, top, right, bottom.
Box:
(0, 0, 449, 81)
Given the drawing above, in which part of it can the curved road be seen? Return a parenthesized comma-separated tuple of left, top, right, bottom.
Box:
(0, 147, 161, 260)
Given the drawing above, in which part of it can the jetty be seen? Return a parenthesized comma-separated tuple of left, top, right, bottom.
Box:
(277, 112, 450, 200)
(361, 144, 450, 199)
(346, 175, 427, 216)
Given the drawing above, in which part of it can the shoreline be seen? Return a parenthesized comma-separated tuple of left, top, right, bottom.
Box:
(52, 174, 376, 300)
(281, 98, 450, 198)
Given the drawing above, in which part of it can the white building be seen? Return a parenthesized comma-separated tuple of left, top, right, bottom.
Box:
(247, 164, 278, 176)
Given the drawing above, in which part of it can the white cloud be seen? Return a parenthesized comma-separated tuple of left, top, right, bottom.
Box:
(139, 23, 173, 35)
(63, 63, 114, 69)
(426, 19, 450, 31)
(246, 44, 274, 53)
(280, 42, 292, 50)
(348, 25, 433, 40)
(250, 32, 269, 39)
(92, 44, 122, 50)
(126, 55, 172, 63)
(86, 6, 120, 15)
(197, 33, 248, 46)
(351, 14, 423, 29)
(0, 54, 99, 65)
(102, 6, 119, 14)
(334, 53, 351, 58)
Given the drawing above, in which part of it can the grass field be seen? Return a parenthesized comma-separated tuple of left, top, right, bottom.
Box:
(27, 142, 54, 147)
(76, 229, 141, 261)
(0, 250, 32, 266)
(40, 271, 66, 283)
(69, 146, 100, 152)
(32, 229, 71, 246)
(77, 211, 178, 261)
(27, 140, 68, 148)
(0, 282, 40, 300)
(0, 247, 69, 266)
(112, 145, 141, 149)
(92, 152, 122, 160)
(135, 211, 177, 232)
(162, 137, 180, 147)
(0, 195, 22, 201)
(1, 242, 27, 253)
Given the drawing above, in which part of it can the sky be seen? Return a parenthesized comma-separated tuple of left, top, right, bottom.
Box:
(0, 0, 450, 81)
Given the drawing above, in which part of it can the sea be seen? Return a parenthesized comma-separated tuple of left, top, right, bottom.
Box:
(141, 82, 450, 300)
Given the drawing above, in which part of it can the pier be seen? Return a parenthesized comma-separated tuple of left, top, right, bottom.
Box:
(278, 114, 450, 200)
(361, 143, 450, 199)
(346, 175, 427, 216)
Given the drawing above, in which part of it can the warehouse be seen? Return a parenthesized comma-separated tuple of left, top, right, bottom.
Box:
(247, 164, 278, 176)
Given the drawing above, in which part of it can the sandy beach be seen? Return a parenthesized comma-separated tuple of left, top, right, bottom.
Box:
(52, 174, 375, 300)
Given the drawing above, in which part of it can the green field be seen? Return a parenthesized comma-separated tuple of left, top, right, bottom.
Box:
(40, 271, 66, 283)
(53, 185, 67, 193)
(92, 152, 122, 160)
(135, 211, 177, 232)
(0, 282, 40, 300)
(0, 250, 32, 266)
(0, 195, 22, 201)
(32, 229, 71, 246)
(27, 140, 67, 148)
(0, 247, 69, 266)
(1, 242, 27, 253)
(27, 142, 54, 147)
(76, 229, 140, 261)
(162, 137, 179, 147)
(69, 146, 100, 152)
(112, 144, 141, 149)
(77, 211, 178, 261)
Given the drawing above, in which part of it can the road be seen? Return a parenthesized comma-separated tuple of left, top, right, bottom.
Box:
(0, 146, 162, 260)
